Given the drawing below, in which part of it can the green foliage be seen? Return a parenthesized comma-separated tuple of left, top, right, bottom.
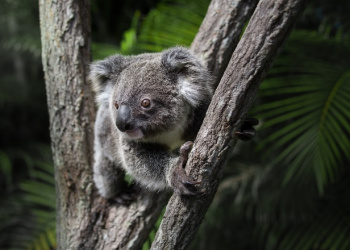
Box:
(2, 0, 349, 249)
(135, 0, 209, 52)
(253, 31, 350, 194)
(19, 161, 56, 250)
(120, 11, 140, 55)
(0, 151, 12, 185)
(0, 146, 56, 249)
(193, 163, 350, 249)
(0, 0, 41, 58)
(0, 0, 55, 249)
(142, 208, 165, 250)
(90, 0, 350, 249)
(91, 11, 140, 58)
(298, 0, 350, 40)
(91, 0, 209, 58)
(192, 31, 350, 250)
(92, 42, 120, 60)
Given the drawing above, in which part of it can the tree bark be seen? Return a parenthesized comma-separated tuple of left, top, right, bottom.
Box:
(151, 0, 306, 249)
(39, 0, 305, 249)
(39, 1, 94, 248)
(39, 1, 167, 249)
(190, 0, 258, 87)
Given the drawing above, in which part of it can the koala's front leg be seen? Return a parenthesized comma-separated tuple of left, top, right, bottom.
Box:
(170, 141, 203, 196)
(93, 154, 123, 198)
(93, 154, 137, 204)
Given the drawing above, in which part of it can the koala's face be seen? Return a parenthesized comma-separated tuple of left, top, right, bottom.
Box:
(90, 47, 213, 143)
(110, 58, 189, 140)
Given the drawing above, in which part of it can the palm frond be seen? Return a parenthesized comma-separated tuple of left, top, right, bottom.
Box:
(193, 30, 350, 250)
(19, 161, 56, 249)
(0, 151, 12, 185)
(253, 31, 350, 193)
(0, 146, 56, 249)
(136, 0, 210, 52)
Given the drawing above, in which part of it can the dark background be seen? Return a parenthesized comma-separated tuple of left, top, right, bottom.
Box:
(0, 0, 349, 249)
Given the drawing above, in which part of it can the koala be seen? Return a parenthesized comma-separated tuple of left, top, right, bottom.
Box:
(89, 47, 257, 203)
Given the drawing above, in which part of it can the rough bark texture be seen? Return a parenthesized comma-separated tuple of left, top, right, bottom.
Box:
(39, 1, 94, 248)
(151, 0, 306, 249)
(80, 192, 169, 250)
(39, 1, 167, 249)
(39, 0, 305, 248)
(190, 0, 258, 88)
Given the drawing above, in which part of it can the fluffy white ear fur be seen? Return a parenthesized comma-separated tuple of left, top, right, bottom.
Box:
(162, 47, 213, 107)
(95, 84, 113, 106)
(89, 62, 110, 94)
(89, 59, 116, 107)
(89, 54, 127, 107)
(179, 77, 208, 107)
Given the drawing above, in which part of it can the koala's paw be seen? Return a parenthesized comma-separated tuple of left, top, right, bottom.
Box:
(110, 183, 139, 205)
(170, 141, 204, 196)
(236, 117, 259, 142)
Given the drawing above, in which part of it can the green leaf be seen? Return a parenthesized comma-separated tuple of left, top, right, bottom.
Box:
(255, 30, 350, 192)
(0, 151, 12, 186)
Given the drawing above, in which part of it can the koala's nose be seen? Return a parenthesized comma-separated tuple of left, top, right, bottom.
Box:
(116, 105, 134, 132)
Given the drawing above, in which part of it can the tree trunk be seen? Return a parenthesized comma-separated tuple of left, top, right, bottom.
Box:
(39, 1, 167, 249)
(39, 1, 95, 248)
(151, 0, 306, 249)
(190, 0, 258, 87)
(39, 0, 305, 249)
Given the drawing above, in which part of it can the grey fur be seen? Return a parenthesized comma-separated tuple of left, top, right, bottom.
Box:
(90, 47, 213, 198)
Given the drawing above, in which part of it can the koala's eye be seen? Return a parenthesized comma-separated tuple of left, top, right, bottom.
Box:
(114, 101, 119, 109)
(141, 99, 151, 108)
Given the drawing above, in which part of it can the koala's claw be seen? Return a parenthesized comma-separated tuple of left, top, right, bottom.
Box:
(236, 117, 259, 142)
(183, 180, 201, 186)
(170, 141, 203, 196)
(110, 184, 139, 205)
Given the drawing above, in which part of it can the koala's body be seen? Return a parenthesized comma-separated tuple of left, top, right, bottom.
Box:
(90, 47, 213, 199)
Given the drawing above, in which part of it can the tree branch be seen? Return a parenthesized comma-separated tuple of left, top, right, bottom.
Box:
(78, 1, 259, 248)
(190, 0, 258, 87)
(40, 1, 168, 249)
(39, 1, 94, 248)
(151, 0, 306, 249)
(40, 0, 304, 248)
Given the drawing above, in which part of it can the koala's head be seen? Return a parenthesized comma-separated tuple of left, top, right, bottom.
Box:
(89, 47, 213, 141)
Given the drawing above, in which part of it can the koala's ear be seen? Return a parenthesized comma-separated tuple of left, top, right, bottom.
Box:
(89, 55, 128, 106)
(161, 47, 213, 107)
(89, 55, 125, 94)
(161, 47, 199, 74)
